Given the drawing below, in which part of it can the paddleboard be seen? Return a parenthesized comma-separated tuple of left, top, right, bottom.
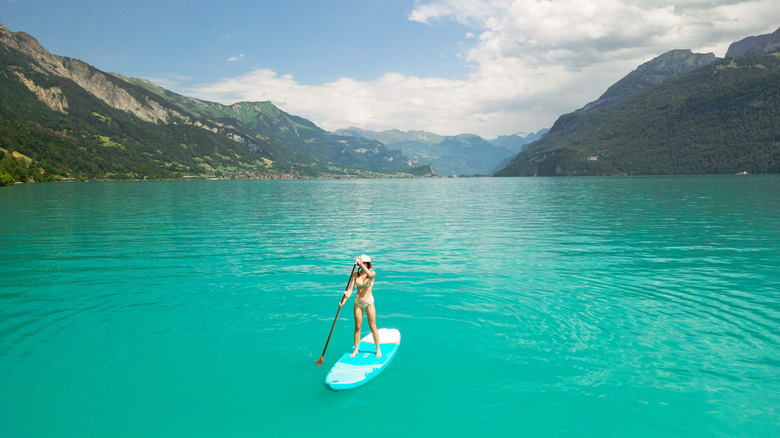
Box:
(325, 328, 400, 391)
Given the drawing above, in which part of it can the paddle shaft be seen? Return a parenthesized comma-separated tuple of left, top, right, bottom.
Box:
(315, 263, 357, 365)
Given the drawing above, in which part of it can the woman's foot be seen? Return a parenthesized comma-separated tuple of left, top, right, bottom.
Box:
(350, 348, 359, 357)
(376, 349, 382, 358)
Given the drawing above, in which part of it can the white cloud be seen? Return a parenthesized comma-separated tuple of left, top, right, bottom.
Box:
(409, 0, 513, 25)
(227, 54, 244, 62)
(180, 1, 779, 138)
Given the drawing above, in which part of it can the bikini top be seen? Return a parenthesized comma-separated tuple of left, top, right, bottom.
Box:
(355, 276, 374, 288)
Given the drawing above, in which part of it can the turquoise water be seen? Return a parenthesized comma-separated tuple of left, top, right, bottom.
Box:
(1, 177, 779, 437)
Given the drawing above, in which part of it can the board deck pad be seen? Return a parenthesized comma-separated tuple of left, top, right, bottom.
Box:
(325, 328, 400, 391)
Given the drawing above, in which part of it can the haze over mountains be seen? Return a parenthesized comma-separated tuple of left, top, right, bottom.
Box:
(1, 23, 779, 184)
(335, 127, 548, 176)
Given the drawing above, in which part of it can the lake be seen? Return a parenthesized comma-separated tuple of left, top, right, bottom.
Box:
(1, 176, 779, 437)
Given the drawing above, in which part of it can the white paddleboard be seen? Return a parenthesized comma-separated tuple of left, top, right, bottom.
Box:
(325, 328, 400, 391)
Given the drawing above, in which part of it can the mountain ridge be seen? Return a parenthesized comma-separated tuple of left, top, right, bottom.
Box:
(726, 26, 780, 57)
(0, 23, 428, 184)
(579, 49, 718, 112)
(495, 26, 780, 177)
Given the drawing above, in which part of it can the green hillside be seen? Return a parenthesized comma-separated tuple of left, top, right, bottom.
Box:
(123, 78, 414, 173)
(0, 48, 273, 183)
(0, 25, 419, 186)
(496, 54, 780, 176)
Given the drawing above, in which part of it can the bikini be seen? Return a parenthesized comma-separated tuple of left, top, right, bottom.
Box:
(354, 277, 374, 309)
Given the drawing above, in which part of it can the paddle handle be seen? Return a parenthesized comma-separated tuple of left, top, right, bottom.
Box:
(344, 261, 357, 291)
(315, 262, 357, 365)
(315, 305, 342, 365)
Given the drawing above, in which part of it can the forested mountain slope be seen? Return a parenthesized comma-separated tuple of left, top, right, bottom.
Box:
(496, 28, 780, 177)
(0, 23, 420, 185)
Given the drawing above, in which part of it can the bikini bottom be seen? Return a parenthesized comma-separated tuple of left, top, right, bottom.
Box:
(355, 295, 374, 310)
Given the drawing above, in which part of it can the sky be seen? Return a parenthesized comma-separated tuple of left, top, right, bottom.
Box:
(2, 0, 778, 138)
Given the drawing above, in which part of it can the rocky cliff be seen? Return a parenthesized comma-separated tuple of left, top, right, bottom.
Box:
(726, 26, 780, 57)
(0, 24, 188, 124)
(580, 49, 717, 112)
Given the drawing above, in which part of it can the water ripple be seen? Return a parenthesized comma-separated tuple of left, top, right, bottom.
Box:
(2, 177, 779, 437)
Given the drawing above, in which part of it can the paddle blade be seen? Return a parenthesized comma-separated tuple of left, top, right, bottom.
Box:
(315, 356, 324, 366)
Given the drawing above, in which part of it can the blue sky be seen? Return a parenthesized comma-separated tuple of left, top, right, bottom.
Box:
(2, 0, 778, 137)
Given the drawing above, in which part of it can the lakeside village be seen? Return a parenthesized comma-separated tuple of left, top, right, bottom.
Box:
(0, 157, 443, 186)
(201, 165, 441, 180)
(4, 172, 441, 185)
(188, 171, 440, 181)
(0, 147, 442, 186)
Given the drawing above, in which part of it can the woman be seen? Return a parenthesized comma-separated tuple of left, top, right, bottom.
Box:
(339, 254, 381, 358)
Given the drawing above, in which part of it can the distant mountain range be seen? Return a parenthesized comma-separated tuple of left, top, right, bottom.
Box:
(0, 23, 431, 183)
(335, 127, 547, 176)
(495, 27, 780, 176)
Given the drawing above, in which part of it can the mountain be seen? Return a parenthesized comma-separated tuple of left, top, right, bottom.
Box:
(496, 27, 780, 177)
(726, 27, 780, 57)
(488, 130, 549, 153)
(335, 127, 544, 176)
(578, 50, 718, 112)
(424, 134, 514, 176)
(488, 130, 550, 173)
(334, 127, 446, 146)
(0, 23, 422, 184)
(122, 79, 420, 173)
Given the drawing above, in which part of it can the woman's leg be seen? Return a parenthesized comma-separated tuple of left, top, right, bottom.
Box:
(366, 304, 381, 358)
(350, 304, 363, 357)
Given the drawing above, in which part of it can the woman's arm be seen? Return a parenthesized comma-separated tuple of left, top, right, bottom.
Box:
(339, 270, 357, 306)
(355, 259, 375, 280)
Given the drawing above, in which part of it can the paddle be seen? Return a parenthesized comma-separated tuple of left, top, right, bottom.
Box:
(315, 262, 357, 366)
